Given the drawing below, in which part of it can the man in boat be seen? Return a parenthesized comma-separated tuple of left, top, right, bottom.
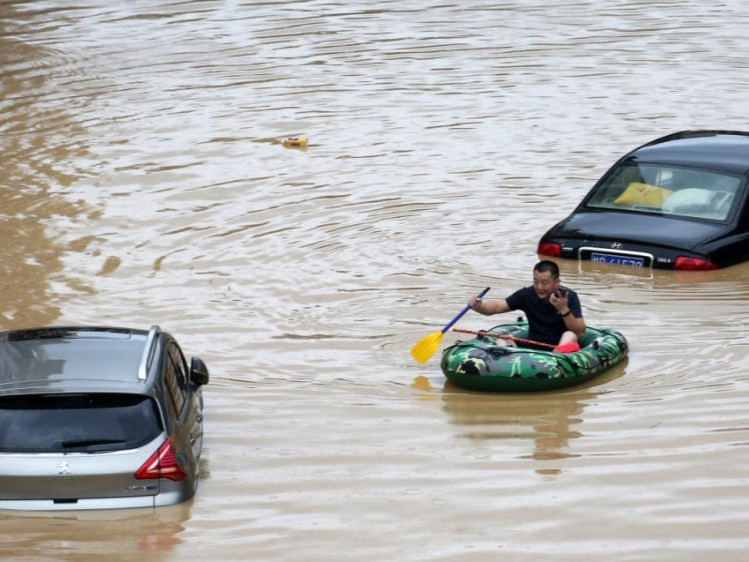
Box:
(467, 260, 586, 351)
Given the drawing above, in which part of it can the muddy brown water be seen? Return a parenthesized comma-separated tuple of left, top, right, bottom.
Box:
(1, 1, 749, 560)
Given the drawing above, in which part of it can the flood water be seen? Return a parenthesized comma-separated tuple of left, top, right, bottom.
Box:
(2, 1, 749, 560)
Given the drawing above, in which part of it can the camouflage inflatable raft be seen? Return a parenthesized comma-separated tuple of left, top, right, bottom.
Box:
(440, 319, 628, 392)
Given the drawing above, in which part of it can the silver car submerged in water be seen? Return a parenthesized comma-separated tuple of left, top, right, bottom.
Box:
(0, 325, 209, 511)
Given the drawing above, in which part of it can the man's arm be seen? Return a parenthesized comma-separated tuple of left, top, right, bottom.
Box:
(561, 311, 586, 339)
(551, 292, 586, 339)
(468, 296, 511, 316)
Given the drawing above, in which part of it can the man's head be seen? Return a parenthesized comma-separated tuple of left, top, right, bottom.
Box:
(532, 260, 561, 300)
(534, 260, 560, 278)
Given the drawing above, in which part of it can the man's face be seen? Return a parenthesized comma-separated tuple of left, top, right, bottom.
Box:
(532, 270, 560, 300)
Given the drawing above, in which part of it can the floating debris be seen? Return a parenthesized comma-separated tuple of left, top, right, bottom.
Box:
(282, 136, 308, 150)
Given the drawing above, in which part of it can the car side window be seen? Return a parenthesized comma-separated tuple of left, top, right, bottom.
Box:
(168, 342, 188, 390)
(164, 344, 186, 417)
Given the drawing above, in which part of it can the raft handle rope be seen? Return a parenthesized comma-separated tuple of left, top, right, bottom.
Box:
(452, 328, 556, 349)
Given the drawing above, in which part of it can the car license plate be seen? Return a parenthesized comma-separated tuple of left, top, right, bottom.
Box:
(591, 252, 644, 267)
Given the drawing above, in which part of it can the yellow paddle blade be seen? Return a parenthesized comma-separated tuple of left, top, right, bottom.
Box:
(410, 331, 444, 363)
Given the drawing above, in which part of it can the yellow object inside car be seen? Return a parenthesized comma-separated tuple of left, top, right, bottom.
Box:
(613, 182, 674, 207)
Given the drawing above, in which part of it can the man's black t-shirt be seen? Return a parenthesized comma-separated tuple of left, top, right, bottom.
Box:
(505, 286, 583, 345)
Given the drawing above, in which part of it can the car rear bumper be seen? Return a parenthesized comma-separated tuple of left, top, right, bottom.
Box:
(0, 487, 194, 511)
(0, 495, 156, 511)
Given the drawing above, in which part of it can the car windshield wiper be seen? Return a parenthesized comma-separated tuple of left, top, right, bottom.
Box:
(60, 438, 127, 449)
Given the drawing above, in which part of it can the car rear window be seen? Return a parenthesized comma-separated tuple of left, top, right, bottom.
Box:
(587, 162, 743, 221)
(0, 393, 163, 453)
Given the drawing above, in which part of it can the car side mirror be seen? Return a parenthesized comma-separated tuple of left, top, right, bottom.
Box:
(190, 357, 209, 386)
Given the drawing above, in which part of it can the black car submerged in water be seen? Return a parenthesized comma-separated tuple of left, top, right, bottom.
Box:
(538, 130, 749, 270)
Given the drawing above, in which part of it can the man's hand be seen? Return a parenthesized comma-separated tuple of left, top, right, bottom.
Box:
(468, 296, 483, 312)
(549, 290, 569, 313)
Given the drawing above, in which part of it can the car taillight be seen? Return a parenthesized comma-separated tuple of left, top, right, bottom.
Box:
(135, 438, 187, 481)
(537, 242, 561, 257)
(674, 256, 718, 271)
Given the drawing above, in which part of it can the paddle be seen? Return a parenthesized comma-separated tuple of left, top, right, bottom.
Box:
(410, 287, 490, 363)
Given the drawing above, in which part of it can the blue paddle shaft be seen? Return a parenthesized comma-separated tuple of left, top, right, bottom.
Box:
(440, 287, 490, 333)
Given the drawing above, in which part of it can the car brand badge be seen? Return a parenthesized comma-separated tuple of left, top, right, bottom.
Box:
(610, 242, 623, 249)
(57, 461, 71, 475)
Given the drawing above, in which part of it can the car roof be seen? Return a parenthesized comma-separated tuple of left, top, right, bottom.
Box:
(0, 326, 161, 395)
(625, 130, 749, 175)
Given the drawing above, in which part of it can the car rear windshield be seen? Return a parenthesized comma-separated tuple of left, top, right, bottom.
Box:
(0, 393, 163, 453)
(586, 162, 743, 221)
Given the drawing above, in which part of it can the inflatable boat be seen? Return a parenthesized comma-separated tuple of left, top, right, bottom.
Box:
(440, 319, 628, 392)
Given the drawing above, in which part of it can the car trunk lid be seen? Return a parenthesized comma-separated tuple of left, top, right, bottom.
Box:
(0, 392, 166, 504)
(555, 210, 728, 251)
(0, 448, 160, 502)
